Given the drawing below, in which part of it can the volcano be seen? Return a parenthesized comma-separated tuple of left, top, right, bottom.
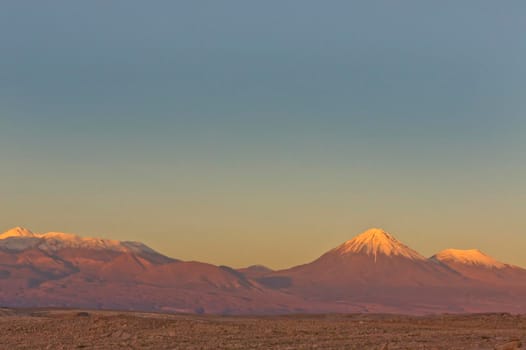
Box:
(253, 228, 526, 314)
(431, 248, 526, 286)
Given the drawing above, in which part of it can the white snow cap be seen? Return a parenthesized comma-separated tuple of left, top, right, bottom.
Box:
(0, 227, 156, 254)
(432, 249, 506, 269)
(333, 228, 425, 261)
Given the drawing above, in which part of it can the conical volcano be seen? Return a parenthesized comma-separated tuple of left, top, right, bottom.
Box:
(276, 228, 461, 286)
(329, 228, 425, 261)
(256, 228, 472, 313)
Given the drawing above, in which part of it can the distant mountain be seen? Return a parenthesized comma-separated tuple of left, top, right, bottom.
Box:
(1, 226, 526, 314)
(267, 228, 464, 286)
(0, 227, 167, 259)
(431, 248, 526, 286)
(237, 265, 274, 279)
(253, 228, 526, 314)
(0, 227, 318, 314)
(253, 228, 466, 313)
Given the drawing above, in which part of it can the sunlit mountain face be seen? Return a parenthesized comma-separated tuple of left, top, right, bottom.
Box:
(1, 227, 526, 315)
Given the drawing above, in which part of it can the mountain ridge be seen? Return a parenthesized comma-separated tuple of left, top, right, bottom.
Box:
(0, 226, 158, 256)
(2, 226, 526, 315)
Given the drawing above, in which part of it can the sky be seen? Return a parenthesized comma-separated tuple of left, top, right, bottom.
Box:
(1, 1, 525, 269)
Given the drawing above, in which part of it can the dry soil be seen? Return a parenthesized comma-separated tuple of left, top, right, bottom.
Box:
(1, 308, 525, 349)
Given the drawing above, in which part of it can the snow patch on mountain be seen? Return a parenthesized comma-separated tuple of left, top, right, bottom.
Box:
(431, 249, 506, 269)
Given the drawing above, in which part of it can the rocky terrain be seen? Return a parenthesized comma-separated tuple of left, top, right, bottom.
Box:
(1, 308, 525, 349)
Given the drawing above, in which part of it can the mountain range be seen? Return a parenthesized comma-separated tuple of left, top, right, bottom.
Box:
(1, 226, 525, 315)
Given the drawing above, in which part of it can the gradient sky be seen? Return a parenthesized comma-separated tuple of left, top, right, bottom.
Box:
(1, 1, 525, 269)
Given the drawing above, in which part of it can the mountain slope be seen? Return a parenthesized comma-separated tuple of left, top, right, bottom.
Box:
(237, 265, 274, 279)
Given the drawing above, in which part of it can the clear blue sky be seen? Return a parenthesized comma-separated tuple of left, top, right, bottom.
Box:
(1, 1, 525, 268)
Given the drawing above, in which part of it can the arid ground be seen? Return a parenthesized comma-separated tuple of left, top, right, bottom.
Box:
(1, 308, 525, 349)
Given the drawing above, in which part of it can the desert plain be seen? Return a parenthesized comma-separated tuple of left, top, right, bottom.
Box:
(1, 308, 525, 350)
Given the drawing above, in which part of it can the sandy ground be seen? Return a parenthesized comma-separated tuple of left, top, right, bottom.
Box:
(1, 308, 525, 349)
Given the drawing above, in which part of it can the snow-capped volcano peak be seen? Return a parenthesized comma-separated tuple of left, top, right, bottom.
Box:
(0, 227, 35, 239)
(431, 249, 506, 269)
(332, 228, 425, 261)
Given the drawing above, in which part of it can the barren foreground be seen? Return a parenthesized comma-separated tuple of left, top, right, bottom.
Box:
(1, 309, 525, 350)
